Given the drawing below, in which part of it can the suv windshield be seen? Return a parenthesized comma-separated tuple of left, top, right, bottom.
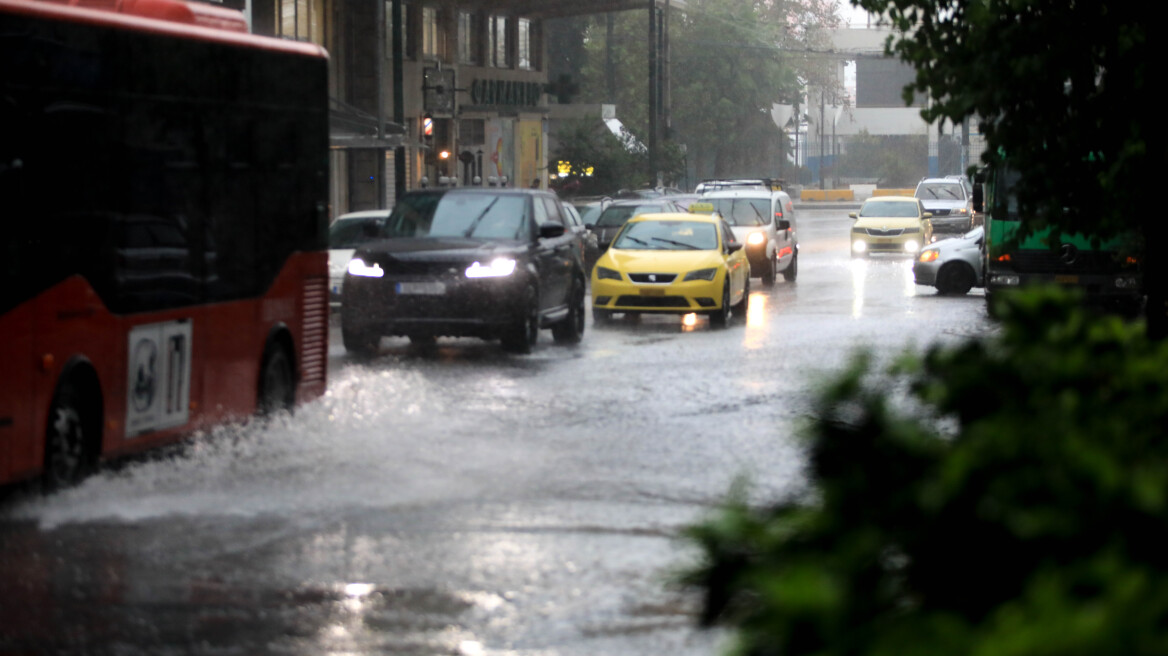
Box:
(614, 221, 717, 251)
(705, 198, 769, 226)
(384, 192, 529, 240)
(915, 182, 966, 200)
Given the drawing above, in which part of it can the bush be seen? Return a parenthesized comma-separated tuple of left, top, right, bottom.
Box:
(679, 287, 1168, 656)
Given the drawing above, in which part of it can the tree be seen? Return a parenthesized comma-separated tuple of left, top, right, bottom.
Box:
(550, 118, 647, 196)
(569, 0, 839, 183)
(850, 0, 1164, 336)
(680, 287, 1168, 656)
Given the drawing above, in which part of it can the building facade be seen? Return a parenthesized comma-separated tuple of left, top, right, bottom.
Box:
(248, 0, 552, 217)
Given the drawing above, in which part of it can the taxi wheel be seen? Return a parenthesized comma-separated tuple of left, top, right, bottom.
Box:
(783, 251, 798, 282)
(502, 285, 539, 354)
(761, 255, 776, 287)
(733, 276, 750, 319)
(709, 282, 730, 329)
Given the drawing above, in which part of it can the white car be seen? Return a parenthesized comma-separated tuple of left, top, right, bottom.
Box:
(913, 226, 985, 295)
(697, 189, 798, 285)
(328, 210, 390, 308)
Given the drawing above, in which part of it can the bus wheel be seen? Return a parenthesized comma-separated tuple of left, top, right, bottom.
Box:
(44, 384, 95, 491)
(258, 346, 295, 416)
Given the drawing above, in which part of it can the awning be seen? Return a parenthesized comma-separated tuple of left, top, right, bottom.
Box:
(329, 97, 416, 150)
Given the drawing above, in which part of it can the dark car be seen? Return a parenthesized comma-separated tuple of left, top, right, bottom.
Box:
(586, 198, 686, 255)
(341, 188, 587, 354)
(561, 201, 601, 274)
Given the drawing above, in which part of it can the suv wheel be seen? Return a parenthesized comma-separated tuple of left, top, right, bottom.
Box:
(501, 285, 539, 353)
(552, 280, 585, 344)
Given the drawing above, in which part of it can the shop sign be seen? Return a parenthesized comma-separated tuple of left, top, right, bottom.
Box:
(469, 79, 542, 108)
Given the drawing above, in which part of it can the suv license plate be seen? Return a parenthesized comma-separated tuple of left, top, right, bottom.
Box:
(1054, 275, 1079, 284)
(396, 282, 446, 295)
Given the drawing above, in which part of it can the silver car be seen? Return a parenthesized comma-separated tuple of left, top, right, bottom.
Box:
(914, 177, 975, 239)
(913, 226, 984, 295)
(699, 189, 798, 285)
(328, 210, 390, 308)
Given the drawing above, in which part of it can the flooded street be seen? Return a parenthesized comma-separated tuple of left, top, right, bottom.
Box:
(1, 209, 996, 655)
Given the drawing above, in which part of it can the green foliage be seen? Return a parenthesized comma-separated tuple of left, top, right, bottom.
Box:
(849, 0, 1153, 246)
(680, 286, 1168, 656)
(550, 118, 647, 196)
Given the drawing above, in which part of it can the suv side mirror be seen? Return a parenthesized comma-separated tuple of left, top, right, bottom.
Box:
(972, 184, 984, 213)
(539, 223, 566, 239)
(777, 219, 791, 231)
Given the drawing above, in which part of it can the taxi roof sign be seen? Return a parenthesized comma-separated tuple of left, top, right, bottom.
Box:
(688, 202, 716, 214)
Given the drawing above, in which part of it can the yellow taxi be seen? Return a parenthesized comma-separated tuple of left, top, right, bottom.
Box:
(591, 213, 750, 328)
(849, 196, 933, 256)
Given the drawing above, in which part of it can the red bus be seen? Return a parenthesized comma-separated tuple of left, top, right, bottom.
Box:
(0, 0, 330, 489)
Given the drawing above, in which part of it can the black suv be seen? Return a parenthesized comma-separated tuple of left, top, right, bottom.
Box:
(341, 189, 587, 354)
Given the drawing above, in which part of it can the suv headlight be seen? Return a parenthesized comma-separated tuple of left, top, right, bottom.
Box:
(347, 258, 384, 278)
(465, 258, 517, 278)
(918, 250, 940, 263)
(746, 232, 766, 246)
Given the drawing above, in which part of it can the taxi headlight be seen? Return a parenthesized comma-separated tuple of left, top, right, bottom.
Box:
(595, 266, 622, 281)
(918, 250, 940, 263)
(852, 240, 867, 253)
(465, 258, 517, 278)
(683, 268, 718, 282)
(747, 232, 766, 246)
(904, 240, 920, 253)
(347, 258, 384, 278)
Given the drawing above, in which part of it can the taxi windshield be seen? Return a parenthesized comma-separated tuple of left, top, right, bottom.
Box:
(705, 198, 769, 226)
(613, 221, 717, 250)
(859, 201, 920, 218)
